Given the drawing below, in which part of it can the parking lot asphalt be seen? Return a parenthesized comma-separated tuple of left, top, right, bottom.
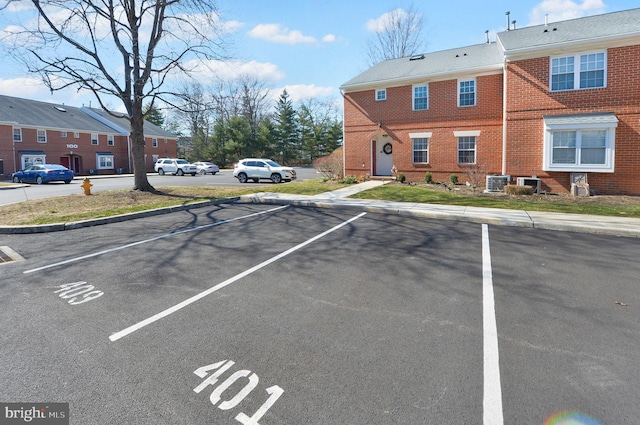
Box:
(1, 180, 640, 237)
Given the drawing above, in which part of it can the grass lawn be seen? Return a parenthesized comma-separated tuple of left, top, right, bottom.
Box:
(349, 183, 640, 218)
(0, 179, 349, 226)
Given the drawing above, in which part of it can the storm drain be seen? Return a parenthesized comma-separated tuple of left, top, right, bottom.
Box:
(0, 246, 25, 264)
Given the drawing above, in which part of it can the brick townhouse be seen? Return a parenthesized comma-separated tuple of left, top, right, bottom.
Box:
(0, 94, 177, 177)
(341, 8, 640, 195)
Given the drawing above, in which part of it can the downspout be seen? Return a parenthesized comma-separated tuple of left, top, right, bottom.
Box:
(340, 89, 346, 179)
(501, 57, 508, 176)
(12, 137, 17, 173)
(127, 135, 132, 173)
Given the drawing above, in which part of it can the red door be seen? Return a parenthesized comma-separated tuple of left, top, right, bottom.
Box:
(59, 156, 70, 168)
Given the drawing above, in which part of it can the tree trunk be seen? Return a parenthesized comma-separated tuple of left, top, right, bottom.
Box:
(130, 108, 155, 192)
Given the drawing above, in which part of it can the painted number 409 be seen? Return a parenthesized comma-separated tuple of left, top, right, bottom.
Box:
(194, 360, 284, 425)
(54, 281, 104, 305)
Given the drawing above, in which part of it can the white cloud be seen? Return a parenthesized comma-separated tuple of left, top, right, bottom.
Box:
(366, 8, 411, 32)
(322, 34, 336, 43)
(528, 0, 606, 25)
(0, 77, 49, 99)
(276, 84, 336, 103)
(248, 23, 316, 44)
(179, 58, 285, 83)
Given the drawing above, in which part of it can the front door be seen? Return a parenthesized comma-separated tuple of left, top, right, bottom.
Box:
(375, 139, 393, 176)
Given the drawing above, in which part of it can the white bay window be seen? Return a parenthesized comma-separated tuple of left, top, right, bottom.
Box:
(543, 113, 617, 172)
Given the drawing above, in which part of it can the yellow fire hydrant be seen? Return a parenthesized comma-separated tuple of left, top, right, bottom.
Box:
(81, 177, 93, 195)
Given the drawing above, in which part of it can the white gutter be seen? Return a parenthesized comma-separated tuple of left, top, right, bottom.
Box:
(340, 64, 504, 92)
(502, 32, 640, 57)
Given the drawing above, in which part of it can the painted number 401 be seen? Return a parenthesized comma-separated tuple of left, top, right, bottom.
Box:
(194, 360, 283, 425)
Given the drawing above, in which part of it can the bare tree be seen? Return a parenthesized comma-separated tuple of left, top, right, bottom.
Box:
(3, 0, 225, 192)
(365, 4, 427, 66)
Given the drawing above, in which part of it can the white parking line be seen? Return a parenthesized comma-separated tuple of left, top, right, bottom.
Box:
(23, 206, 289, 274)
(109, 212, 367, 342)
(482, 224, 504, 425)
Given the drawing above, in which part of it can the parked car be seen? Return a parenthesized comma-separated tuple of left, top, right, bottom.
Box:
(154, 158, 197, 176)
(12, 164, 74, 184)
(233, 158, 296, 183)
(192, 161, 220, 175)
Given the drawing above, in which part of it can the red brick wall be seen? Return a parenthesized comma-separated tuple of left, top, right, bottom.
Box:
(344, 74, 504, 183)
(0, 124, 177, 175)
(505, 45, 640, 194)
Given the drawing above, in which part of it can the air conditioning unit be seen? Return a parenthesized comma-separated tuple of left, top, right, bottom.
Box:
(485, 175, 510, 192)
(516, 177, 541, 193)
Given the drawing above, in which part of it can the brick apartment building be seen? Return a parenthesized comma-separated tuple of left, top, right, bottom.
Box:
(0, 95, 177, 177)
(341, 8, 640, 195)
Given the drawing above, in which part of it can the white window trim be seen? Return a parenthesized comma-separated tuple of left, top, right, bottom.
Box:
(91, 133, 99, 145)
(550, 51, 607, 92)
(152, 138, 158, 147)
(96, 153, 114, 169)
(13, 128, 22, 142)
(375, 88, 387, 101)
(410, 132, 432, 164)
(543, 122, 616, 172)
(37, 129, 47, 143)
(454, 130, 481, 137)
(456, 133, 478, 164)
(74, 132, 80, 138)
(412, 84, 429, 111)
(458, 78, 476, 107)
(107, 135, 115, 146)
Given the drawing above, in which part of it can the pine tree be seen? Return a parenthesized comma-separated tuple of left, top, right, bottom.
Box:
(273, 89, 299, 164)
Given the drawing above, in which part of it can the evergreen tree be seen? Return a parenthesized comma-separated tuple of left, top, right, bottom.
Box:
(143, 103, 165, 128)
(273, 89, 299, 164)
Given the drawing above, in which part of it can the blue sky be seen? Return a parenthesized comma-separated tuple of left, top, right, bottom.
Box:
(0, 0, 638, 113)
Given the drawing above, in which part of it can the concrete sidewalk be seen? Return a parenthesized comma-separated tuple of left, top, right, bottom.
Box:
(1, 180, 639, 237)
(240, 180, 640, 238)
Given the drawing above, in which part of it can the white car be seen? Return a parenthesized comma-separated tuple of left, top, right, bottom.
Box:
(192, 161, 220, 175)
(154, 158, 198, 176)
(233, 158, 296, 183)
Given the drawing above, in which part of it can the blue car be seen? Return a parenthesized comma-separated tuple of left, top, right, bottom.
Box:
(12, 164, 75, 184)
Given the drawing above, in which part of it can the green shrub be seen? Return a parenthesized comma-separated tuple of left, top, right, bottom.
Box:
(340, 175, 358, 184)
(396, 173, 406, 183)
(424, 172, 432, 183)
(504, 185, 534, 195)
(449, 173, 458, 184)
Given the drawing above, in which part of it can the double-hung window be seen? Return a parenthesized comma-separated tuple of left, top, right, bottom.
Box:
(37, 129, 47, 143)
(91, 133, 99, 145)
(13, 128, 22, 142)
(413, 84, 428, 111)
(458, 137, 476, 164)
(107, 135, 114, 146)
(410, 132, 432, 164)
(454, 131, 480, 164)
(152, 138, 158, 148)
(551, 51, 606, 91)
(543, 113, 617, 172)
(458, 79, 476, 106)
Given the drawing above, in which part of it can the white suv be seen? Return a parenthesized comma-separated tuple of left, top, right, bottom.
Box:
(233, 158, 296, 183)
(154, 158, 198, 176)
